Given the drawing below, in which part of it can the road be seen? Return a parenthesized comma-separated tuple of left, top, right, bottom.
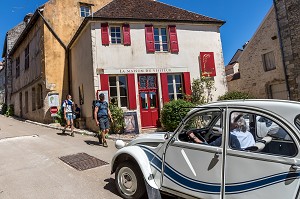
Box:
(0, 115, 121, 199)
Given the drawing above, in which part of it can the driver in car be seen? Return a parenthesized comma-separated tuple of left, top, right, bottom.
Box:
(187, 114, 255, 150)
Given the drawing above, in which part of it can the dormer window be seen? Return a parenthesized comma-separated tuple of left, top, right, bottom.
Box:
(80, 4, 91, 17)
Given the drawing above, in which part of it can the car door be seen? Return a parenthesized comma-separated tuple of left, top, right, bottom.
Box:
(225, 109, 300, 199)
(162, 109, 225, 198)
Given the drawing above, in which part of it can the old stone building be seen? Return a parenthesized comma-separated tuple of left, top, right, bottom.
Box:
(2, 21, 27, 104)
(274, 0, 300, 100)
(2, 0, 111, 122)
(0, 61, 4, 104)
(227, 6, 288, 99)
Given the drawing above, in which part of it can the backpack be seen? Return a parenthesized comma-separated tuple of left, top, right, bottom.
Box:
(96, 101, 108, 119)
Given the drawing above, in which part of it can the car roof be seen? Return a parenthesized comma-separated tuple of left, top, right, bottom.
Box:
(188, 99, 300, 125)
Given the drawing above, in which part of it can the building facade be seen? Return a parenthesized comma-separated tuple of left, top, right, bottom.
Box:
(3, 0, 111, 122)
(274, 0, 300, 100)
(0, 62, 4, 104)
(69, 0, 227, 131)
(227, 6, 288, 99)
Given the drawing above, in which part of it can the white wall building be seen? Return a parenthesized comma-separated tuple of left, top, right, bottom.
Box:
(69, 0, 227, 131)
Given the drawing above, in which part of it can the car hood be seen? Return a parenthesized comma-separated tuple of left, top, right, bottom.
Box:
(127, 132, 170, 147)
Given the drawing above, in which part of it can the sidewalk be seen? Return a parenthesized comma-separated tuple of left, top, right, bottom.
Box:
(23, 118, 145, 141)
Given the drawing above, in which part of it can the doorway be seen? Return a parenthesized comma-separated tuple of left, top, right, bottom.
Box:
(138, 75, 159, 128)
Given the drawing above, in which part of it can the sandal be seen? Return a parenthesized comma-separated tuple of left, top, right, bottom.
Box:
(103, 140, 108, 147)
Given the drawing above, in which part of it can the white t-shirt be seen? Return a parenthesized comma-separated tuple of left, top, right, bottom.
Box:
(231, 129, 255, 149)
(63, 100, 73, 113)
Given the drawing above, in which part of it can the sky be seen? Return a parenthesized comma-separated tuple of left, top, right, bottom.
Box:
(0, 0, 273, 65)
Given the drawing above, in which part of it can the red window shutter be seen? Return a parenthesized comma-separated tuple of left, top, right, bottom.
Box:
(168, 25, 179, 53)
(100, 74, 109, 92)
(183, 72, 192, 96)
(145, 25, 155, 53)
(160, 73, 169, 104)
(200, 52, 216, 77)
(127, 74, 137, 109)
(101, 23, 109, 46)
(123, 24, 131, 46)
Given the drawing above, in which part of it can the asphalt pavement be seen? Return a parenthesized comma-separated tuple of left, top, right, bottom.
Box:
(0, 115, 121, 199)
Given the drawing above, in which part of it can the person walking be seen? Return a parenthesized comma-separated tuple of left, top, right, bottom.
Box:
(94, 93, 112, 147)
(62, 94, 75, 137)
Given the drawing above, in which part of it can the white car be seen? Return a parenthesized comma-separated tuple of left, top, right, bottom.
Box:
(111, 100, 300, 199)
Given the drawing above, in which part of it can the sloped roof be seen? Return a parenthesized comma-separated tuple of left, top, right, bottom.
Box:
(93, 0, 225, 24)
(228, 49, 243, 65)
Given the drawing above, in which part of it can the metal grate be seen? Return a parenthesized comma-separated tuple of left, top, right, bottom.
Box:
(59, 153, 108, 171)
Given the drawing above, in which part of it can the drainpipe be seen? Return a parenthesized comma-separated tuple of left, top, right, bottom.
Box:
(37, 9, 71, 94)
(273, 1, 291, 100)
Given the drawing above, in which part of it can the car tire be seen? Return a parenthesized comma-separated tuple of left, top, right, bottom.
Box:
(115, 161, 146, 199)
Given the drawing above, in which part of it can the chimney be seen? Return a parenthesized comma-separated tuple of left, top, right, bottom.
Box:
(242, 41, 249, 49)
(24, 13, 33, 25)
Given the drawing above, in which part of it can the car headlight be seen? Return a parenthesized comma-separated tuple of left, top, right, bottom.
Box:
(115, 140, 126, 149)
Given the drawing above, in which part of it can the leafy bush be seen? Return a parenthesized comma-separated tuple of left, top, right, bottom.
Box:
(54, 108, 65, 125)
(160, 99, 194, 132)
(1, 103, 7, 115)
(109, 103, 125, 134)
(218, 91, 255, 101)
(6, 104, 14, 116)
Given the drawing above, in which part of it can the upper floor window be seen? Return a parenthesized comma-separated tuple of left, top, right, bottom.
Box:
(145, 25, 178, 53)
(109, 75, 128, 108)
(154, 27, 168, 52)
(16, 57, 20, 78)
(110, 26, 122, 44)
(167, 74, 183, 100)
(25, 45, 29, 70)
(80, 5, 91, 17)
(262, 51, 276, 71)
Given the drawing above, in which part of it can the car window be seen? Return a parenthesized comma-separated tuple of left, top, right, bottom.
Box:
(179, 111, 223, 147)
(229, 111, 297, 157)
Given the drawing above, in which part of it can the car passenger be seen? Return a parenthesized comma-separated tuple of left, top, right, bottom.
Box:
(188, 114, 255, 150)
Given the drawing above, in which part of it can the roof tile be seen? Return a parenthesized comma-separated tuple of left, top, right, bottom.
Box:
(93, 0, 224, 24)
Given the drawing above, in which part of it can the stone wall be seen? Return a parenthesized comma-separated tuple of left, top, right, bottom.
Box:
(227, 7, 288, 99)
(274, 0, 300, 100)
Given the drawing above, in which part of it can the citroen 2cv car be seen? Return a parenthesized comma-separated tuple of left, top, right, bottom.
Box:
(111, 100, 300, 199)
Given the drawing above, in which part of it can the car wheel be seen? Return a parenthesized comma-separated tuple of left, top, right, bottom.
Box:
(115, 161, 146, 199)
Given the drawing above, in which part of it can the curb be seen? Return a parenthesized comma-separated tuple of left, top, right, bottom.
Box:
(23, 119, 136, 142)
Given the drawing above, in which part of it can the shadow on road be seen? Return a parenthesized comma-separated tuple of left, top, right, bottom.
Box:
(84, 140, 101, 146)
(57, 133, 69, 136)
(103, 178, 120, 197)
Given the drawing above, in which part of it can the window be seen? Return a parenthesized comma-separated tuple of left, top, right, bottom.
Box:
(109, 75, 128, 107)
(154, 27, 168, 52)
(25, 91, 28, 113)
(37, 84, 43, 109)
(110, 26, 122, 44)
(229, 111, 296, 157)
(167, 74, 183, 100)
(80, 5, 91, 17)
(179, 111, 223, 147)
(25, 45, 29, 70)
(32, 87, 36, 111)
(16, 57, 20, 78)
(262, 51, 276, 71)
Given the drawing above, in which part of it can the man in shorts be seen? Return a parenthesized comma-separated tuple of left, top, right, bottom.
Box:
(94, 93, 112, 147)
(62, 94, 75, 137)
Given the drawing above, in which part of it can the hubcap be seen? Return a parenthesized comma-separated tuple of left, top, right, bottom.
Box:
(118, 166, 138, 196)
